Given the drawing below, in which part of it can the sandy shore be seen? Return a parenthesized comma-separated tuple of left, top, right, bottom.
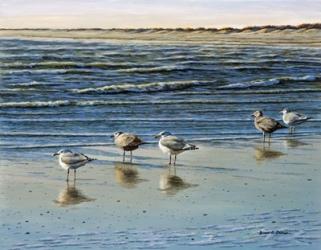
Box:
(1, 136, 321, 249)
(1, 29, 321, 46)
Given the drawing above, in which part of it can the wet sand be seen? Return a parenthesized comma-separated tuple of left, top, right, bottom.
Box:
(1, 136, 321, 249)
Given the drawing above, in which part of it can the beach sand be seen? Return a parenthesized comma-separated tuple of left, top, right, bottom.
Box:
(1, 29, 321, 46)
(1, 136, 321, 249)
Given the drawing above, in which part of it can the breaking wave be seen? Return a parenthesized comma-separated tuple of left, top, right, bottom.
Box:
(117, 65, 190, 73)
(0, 99, 314, 109)
(1, 61, 154, 70)
(219, 74, 320, 89)
(72, 80, 209, 94)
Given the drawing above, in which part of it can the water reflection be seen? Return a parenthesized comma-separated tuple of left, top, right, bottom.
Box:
(283, 138, 309, 149)
(254, 145, 286, 162)
(54, 181, 95, 206)
(114, 162, 145, 188)
(159, 166, 197, 196)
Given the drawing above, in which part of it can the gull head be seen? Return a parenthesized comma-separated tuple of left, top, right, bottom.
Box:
(252, 110, 263, 118)
(53, 149, 72, 156)
(111, 131, 123, 138)
(280, 108, 289, 114)
(154, 131, 172, 139)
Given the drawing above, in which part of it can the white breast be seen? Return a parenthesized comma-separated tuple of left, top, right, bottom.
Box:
(59, 156, 71, 170)
(159, 140, 171, 155)
(282, 114, 290, 125)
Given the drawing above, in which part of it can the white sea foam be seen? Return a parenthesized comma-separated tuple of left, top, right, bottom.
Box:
(72, 80, 209, 94)
(10, 81, 40, 87)
(0, 98, 314, 108)
(219, 74, 320, 89)
(220, 78, 281, 89)
(117, 65, 189, 73)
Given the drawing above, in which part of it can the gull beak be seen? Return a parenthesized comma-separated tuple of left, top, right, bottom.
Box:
(110, 134, 114, 138)
(279, 111, 283, 114)
(53, 152, 58, 156)
(154, 134, 160, 139)
(251, 114, 255, 118)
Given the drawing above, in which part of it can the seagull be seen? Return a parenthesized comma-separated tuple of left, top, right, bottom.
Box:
(111, 131, 145, 162)
(280, 108, 311, 134)
(154, 131, 198, 165)
(252, 110, 286, 142)
(53, 149, 95, 181)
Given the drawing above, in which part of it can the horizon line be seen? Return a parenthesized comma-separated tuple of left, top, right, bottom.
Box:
(1, 23, 321, 31)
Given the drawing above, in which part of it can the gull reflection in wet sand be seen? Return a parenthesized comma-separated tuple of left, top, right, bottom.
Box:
(54, 181, 95, 206)
(159, 166, 197, 196)
(283, 138, 309, 149)
(254, 145, 286, 162)
(114, 162, 146, 189)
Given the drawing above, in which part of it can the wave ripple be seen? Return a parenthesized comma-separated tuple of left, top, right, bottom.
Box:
(72, 80, 209, 94)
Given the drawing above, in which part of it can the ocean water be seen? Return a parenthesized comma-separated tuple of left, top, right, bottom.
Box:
(0, 38, 321, 151)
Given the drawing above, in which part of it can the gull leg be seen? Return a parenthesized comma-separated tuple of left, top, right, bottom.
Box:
(169, 154, 172, 165)
(174, 155, 177, 165)
(268, 134, 271, 146)
(130, 151, 133, 163)
(290, 126, 295, 134)
(74, 169, 76, 180)
(66, 168, 70, 182)
(263, 132, 266, 143)
(122, 150, 125, 162)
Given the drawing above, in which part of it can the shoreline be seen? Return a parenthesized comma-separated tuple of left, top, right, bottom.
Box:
(1, 28, 321, 46)
(1, 134, 321, 153)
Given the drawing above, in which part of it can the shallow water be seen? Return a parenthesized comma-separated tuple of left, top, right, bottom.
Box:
(0, 38, 321, 151)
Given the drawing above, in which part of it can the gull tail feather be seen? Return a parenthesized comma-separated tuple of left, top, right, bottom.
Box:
(140, 141, 153, 145)
(81, 153, 97, 161)
(183, 144, 199, 151)
(277, 123, 287, 129)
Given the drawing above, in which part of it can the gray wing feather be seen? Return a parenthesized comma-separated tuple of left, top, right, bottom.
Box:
(285, 112, 308, 124)
(161, 136, 186, 150)
(61, 152, 89, 165)
(290, 112, 307, 120)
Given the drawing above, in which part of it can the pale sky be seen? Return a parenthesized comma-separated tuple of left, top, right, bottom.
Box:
(0, 0, 320, 29)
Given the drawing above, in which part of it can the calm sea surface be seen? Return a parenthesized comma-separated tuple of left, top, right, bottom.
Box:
(0, 38, 320, 151)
